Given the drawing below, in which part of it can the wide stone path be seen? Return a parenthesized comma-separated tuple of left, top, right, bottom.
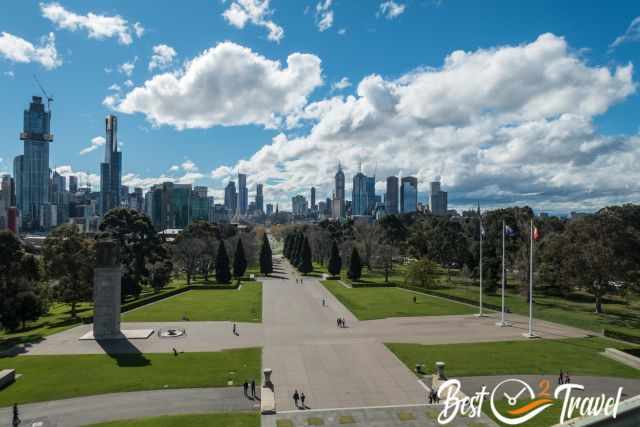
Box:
(0, 387, 256, 427)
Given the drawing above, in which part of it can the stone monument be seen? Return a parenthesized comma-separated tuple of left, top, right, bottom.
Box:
(80, 238, 154, 341)
(93, 239, 122, 339)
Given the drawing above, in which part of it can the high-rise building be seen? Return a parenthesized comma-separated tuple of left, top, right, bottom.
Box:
(310, 187, 316, 211)
(100, 115, 122, 215)
(1, 175, 13, 209)
(238, 173, 248, 215)
(400, 176, 418, 214)
(352, 172, 368, 215)
(149, 182, 192, 230)
(429, 179, 448, 216)
(385, 176, 399, 214)
(224, 181, 237, 213)
(333, 163, 345, 218)
(256, 183, 264, 213)
(266, 203, 274, 216)
(15, 96, 53, 229)
(292, 195, 308, 216)
(192, 186, 210, 222)
(69, 175, 78, 193)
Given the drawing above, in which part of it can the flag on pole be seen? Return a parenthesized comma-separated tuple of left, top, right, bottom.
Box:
(504, 224, 516, 237)
(480, 224, 486, 237)
(533, 226, 540, 241)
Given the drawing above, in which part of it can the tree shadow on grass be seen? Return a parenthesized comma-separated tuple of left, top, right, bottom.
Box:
(97, 337, 151, 367)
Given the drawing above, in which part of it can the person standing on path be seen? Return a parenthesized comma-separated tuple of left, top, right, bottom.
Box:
(293, 390, 300, 408)
(243, 381, 249, 396)
(300, 392, 306, 409)
(12, 403, 20, 427)
(233, 323, 238, 335)
(251, 379, 256, 398)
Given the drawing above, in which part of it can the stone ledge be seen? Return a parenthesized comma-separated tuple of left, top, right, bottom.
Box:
(602, 348, 640, 369)
(0, 368, 15, 390)
(79, 329, 155, 340)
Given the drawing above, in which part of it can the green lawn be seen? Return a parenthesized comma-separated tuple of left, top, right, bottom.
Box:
(86, 412, 259, 427)
(322, 280, 476, 320)
(0, 348, 261, 406)
(387, 337, 640, 379)
(122, 282, 262, 323)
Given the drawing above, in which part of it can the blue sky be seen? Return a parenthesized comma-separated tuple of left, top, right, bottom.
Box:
(1, 1, 639, 212)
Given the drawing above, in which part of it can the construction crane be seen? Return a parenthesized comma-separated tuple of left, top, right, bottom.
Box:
(33, 74, 54, 112)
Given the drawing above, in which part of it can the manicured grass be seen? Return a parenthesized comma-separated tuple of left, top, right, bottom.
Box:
(86, 412, 259, 427)
(122, 282, 262, 323)
(432, 284, 640, 338)
(0, 348, 261, 406)
(322, 280, 476, 320)
(386, 337, 640, 379)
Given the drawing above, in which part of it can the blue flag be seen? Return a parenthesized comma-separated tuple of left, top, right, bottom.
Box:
(504, 225, 516, 237)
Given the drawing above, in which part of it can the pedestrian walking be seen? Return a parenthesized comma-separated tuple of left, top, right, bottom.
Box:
(322, 298, 325, 306)
(558, 370, 564, 385)
(565, 373, 571, 384)
(251, 379, 256, 398)
(293, 390, 300, 408)
(342, 318, 346, 328)
(413, 296, 417, 304)
(243, 381, 249, 396)
(172, 347, 178, 356)
(12, 403, 20, 427)
(233, 323, 238, 335)
(337, 318, 340, 328)
(300, 392, 306, 408)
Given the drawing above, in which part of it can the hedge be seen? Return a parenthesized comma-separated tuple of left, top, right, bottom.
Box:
(603, 329, 640, 345)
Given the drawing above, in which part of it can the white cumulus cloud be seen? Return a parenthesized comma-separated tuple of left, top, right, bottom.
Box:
(40, 2, 143, 45)
(222, 0, 284, 43)
(0, 32, 61, 69)
(148, 44, 176, 71)
(79, 136, 106, 155)
(210, 33, 638, 211)
(108, 41, 323, 130)
(331, 77, 351, 91)
(315, 0, 334, 32)
(119, 57, 137, 76)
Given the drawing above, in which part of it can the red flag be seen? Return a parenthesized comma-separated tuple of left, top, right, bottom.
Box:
(533, 227, 540, 241)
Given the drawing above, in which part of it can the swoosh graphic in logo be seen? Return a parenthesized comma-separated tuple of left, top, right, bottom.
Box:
(508, 398, 554, 416)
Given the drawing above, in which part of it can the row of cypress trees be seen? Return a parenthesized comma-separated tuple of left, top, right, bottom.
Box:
(283, 232, 362, 281)
(217, 234, 275, 283)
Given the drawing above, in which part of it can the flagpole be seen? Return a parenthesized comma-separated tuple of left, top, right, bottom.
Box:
(524, 217, 538, 338)
(497, 220, 509, 327)
(476, 202, 486, 317)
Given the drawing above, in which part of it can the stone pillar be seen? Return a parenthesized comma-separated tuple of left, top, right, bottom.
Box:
(93, 239, 122, 339)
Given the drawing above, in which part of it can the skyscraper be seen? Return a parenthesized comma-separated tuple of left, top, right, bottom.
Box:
(149, 182, 192, 230)
(256, 183, 264, 213)
(224, 180, 237, 213)
(310, 186, 316, 211)
(386, 176, 399, 214)
(400, 176, 418, 213)
(69, 175, 78, 193)
(292, 195, 308, 216)
(15, 96, 53, 229)
(352, 172, 368, 215)
(238, 173, 248, 215)
(100, 115, 122, 215)
(429, 179, 448, 216)
(333, 163, 345, 218)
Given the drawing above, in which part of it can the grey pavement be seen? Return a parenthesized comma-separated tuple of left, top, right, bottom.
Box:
(263, 405, 498, 427)
(0, 387, 256, 427)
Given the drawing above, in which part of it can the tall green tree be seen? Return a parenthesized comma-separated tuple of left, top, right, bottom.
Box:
(347, 246, 362, 281)
(405, 259, 438, 289)
(259, 234, 273, 276)
(233, 238, 248, 282)
(99, 208, 168, 298)
(43, 224, 95, 319)
(216, 240, 232, 284)
(328, 240, 342, 277)
(299, 237, 313, 275)
(0, 231, 46, 332)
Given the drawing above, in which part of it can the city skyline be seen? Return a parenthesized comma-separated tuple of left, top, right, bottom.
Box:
(1, 2, 640, 213)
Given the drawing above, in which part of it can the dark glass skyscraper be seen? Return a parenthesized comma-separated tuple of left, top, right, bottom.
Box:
(400, 176, 418, 213)
(255, 183, 264, 213)
(224, 180, 237, 213)
(100, 115, 122, 215)
(14, 96, 53, 229)
(238, 173, 248, 215)
(385, 176, 399, 214)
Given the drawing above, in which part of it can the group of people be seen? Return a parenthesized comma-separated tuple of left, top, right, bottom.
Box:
(292, 389, 308, 409)
(295, 277, 305, 284)
(428, 389, 441, 404)
(558, 370, 571, 384)
(243, 380, 257, 399)
(337, 317, 347, 328)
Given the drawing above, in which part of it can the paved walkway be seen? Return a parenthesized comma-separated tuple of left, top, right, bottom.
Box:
(0, 387, 256, 427)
